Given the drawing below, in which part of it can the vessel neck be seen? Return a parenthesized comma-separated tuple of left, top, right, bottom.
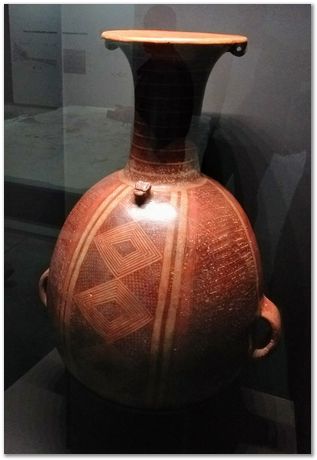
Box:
(109, 40, 244, 184)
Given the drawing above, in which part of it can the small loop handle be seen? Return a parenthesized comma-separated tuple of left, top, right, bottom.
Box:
(39, 268, 49, 308)
(229, 42, 248, 57)
(252, 296, 281, 359)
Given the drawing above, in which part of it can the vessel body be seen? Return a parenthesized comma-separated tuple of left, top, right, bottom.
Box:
(47, 169, 261, 408)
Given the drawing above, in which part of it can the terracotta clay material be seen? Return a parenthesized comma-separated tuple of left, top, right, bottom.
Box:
(39, 30, 281, 410)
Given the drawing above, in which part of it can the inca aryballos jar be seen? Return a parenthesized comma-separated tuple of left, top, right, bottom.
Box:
(39, 30, 281, 410)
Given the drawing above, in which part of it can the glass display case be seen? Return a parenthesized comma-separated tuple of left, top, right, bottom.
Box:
(4, 4, 311, 454)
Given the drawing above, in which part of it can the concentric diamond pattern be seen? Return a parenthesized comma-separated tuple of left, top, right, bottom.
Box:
(74, 279, 153, 343)
(94, 221, 161, 278)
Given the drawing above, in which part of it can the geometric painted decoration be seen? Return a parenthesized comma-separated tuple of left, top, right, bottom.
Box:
(74, 279, 153, 343)
(94, 221, 161, 278)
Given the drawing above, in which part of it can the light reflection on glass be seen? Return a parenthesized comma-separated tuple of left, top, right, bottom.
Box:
(128, 200, 177, 223)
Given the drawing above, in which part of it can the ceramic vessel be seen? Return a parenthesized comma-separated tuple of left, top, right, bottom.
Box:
(39, 30, 281, 409)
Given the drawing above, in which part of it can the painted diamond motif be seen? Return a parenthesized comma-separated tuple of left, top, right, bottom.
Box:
(94, 221, 161, 278)
(96, 300, 122, 323)
(113, 240, 136, 257)
(74, 279, 153, 343)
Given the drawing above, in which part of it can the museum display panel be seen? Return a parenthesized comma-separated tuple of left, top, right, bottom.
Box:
(4, 4, 311, 454)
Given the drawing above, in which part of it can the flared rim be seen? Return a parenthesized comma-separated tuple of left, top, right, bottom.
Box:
(101, 29, 247, 46)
